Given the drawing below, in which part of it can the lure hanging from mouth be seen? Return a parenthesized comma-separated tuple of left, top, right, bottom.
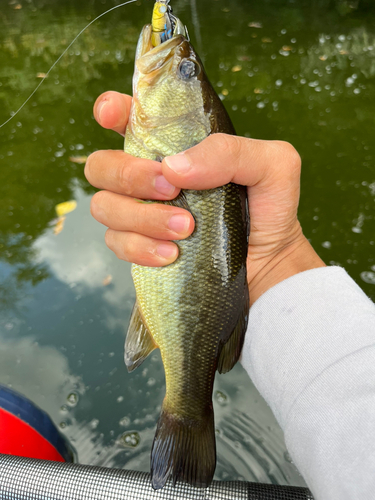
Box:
(151, 0, 174, 46)
(151, 0, 188, 46)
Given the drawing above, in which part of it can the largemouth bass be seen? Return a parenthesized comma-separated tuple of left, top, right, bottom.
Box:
(124, 0, 249, 490)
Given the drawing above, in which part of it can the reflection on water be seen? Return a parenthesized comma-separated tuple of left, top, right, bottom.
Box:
(0, 335, 85, 424)
(1, 0, 375, 488)
(33, 187, 130, 292)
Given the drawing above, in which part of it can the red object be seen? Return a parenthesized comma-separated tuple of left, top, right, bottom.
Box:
(0, 407, 65, 461)
(0, 385, 73, 462)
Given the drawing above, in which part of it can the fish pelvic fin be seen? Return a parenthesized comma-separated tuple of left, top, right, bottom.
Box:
(217, 285, 250, 374)
(125, 301, 157, 372)
(150, 405, 216, 490)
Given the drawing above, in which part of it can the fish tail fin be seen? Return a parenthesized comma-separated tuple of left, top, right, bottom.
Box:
(150, 404, 216, 490)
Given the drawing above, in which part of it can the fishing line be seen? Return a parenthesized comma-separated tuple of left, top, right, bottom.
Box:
(0, 0, 139, 129)
(190, 0, 202, 56)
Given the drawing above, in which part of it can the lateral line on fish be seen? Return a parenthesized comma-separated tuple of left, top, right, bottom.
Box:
(0, 0, 139, 129)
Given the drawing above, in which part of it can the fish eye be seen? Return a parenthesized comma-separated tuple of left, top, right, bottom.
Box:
(178, 59, 200, 80)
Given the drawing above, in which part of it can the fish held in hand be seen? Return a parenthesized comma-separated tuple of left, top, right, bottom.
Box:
(124, 0, 249, 490)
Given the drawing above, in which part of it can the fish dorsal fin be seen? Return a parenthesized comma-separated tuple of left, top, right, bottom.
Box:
(125, 302, 157, 372)
(217, 286, 249, 374)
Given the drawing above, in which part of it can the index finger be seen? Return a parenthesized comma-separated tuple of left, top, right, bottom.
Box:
(93, 91, 132, 136)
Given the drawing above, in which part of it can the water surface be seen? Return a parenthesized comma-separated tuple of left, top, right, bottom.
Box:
(1, 0, 375, 486)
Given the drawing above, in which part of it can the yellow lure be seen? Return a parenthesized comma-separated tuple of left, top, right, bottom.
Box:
(151, 1, 171, 47)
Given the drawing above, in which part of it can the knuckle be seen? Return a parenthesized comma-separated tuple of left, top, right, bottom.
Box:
(105, 229, 164, 266)
(105, 230, 138, 264)
(84, 151, 100, 182)
(84, 155, 92, 181)
(90, 191, 105, 218)
(105, 230, 128, 263)
(211, 133, 241, 158)
(122, 235, 139, 261)
(117, 161, 137, 197)
(104, 229, 114, 250)
(275, 141, 301, 174)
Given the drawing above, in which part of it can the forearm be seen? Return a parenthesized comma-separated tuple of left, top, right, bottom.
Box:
(242, 266, 375, 499)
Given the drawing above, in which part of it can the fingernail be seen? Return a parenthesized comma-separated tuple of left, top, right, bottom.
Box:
(154, 175, 176, 196)
(157, 243, 178, 260)
(168, 214, 190, 234)
(164, 153, 192, 174)
(97, 100, 108, 124)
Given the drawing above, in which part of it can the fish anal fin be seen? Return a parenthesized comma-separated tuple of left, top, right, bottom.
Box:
(151, 404, 216, 490)
(125, 302, 157, 373)
(217, 286, 249, 374)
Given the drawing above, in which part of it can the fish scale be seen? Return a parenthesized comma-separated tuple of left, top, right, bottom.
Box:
(123, 2, 249, 490)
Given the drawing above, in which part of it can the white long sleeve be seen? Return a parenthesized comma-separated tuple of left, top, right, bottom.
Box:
(241, 266, 375, 500)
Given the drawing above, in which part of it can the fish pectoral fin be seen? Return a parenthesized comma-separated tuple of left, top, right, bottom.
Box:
(164, 191, 191, 211)
(217, 286, 250, 374)
(125, 302, 157, 373)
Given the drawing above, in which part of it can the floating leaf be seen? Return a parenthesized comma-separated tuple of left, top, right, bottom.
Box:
(231, 65, 242, 72)
(319, 55, 328, 61)
(282, 45, 292, 51)
(254, 88, 264, 94)
(248, 22, 262, 28)
(69, 155, 88, 164)
(55, 200, 77, 217)
(13, 4, 22, 9)
(53, 216, 66, 235)
(262, 37, 272, 43)
(37, 72, 47, 78)
(102, 275, 113, 286)
(222, 89, 229, 96)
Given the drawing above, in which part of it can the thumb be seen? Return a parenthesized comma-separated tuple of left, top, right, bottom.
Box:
(161, 133, 301, 191)
(93, 91, 132, 136)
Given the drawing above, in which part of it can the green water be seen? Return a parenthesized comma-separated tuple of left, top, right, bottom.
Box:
(1, 0, 375, 486)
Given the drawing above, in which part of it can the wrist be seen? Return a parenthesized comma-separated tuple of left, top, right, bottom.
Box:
(248, 232, 326, 306)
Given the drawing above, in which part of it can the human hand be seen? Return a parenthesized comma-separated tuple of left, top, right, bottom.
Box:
(85, 91, 325, 306)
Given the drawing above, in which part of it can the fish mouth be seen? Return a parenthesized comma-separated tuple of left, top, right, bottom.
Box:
(135, 4, 188, 76)
(135, 25, 185, 75)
